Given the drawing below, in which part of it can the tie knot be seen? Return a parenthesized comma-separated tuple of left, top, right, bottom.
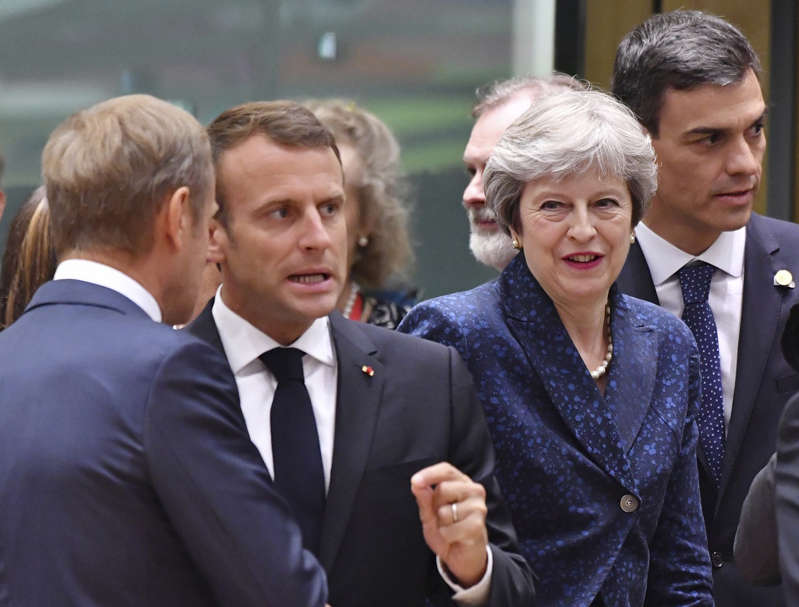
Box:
(260, 347, 305, 382)
(678, 261, 716, 305)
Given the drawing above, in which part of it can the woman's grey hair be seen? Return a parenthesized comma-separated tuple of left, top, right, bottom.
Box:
(484, 88, 657, 234)
(304, 99, 413, 288)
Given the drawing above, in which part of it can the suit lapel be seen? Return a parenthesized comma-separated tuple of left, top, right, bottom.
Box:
(618, 238, 718, 473)
(501, 257, 637, 492)
(189, 305, 384, 569)
(617, 242, 659, 304)
(720, 216, 785, 501)
(603, 293, 658, 454)
(185, 299, 225, 353)
(318, 313, 384, 572)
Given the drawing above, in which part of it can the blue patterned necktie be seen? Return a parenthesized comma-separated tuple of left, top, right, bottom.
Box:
(678, 261, 726, 486)
(260, 347, 325, 555)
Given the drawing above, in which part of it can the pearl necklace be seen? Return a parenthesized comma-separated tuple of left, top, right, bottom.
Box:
(342, 282, 360, 319)
(589, 304, 613, 380)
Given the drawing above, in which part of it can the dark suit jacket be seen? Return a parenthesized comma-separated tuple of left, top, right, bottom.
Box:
(734, 302, 799, 590)
(187, 303, 535, 607)
(399, 255, 714, 607)
(775, 393, 799, 604)
(0, 280, 326, 607)
(734, 453, 780, 586)
(616, 213, 799, 606)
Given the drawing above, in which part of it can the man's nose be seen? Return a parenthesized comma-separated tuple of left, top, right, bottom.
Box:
(298, 209, 333, 250)
(463, 172, 486, 208)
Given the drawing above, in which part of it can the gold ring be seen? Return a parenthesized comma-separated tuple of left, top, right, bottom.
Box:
(451, 502, 459, 523)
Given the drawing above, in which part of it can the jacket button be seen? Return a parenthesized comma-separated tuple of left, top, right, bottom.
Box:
(711, 551, 724, 568)
(619, 494, 639, 513)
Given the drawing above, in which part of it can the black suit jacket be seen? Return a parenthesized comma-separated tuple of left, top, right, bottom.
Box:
(775, 392, 799, 604)
(188, 302, 535, 607)
(617, 213, 799, 606)
(0, 280, 326, 606)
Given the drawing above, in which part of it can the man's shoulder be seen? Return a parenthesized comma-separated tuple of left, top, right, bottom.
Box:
(749, 212, 799, 242)
(330, 315, 472, 389)
(23, 290, 225, 374)
(335, 312, 451, 356)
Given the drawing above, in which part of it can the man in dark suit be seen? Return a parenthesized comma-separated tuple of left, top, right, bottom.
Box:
(735, 305, 799, 594)
(612, 10, 799, 606)
(0, 95, 327, 607)
(187, 100, 534, 607)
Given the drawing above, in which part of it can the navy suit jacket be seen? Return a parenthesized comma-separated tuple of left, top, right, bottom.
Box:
(0, 280, 326, 607)
(399, 255, 713, 607)
(187, 303, 535, 607)
(617, 213, 799, 606)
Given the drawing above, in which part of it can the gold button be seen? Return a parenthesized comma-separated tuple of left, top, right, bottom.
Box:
(620, 494, 639, 513)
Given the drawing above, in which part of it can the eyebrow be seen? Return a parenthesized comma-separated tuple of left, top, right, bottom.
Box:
(258, 198, 293, 209)
(683, 109, 768, 138)
(532, 188, 628, 200)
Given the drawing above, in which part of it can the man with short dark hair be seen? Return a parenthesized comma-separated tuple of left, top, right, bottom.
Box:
(0, 94, 327, 607)
(463, 74, 583, 271)
(188, 100, 535, 607)
(613, 10, 799, 606)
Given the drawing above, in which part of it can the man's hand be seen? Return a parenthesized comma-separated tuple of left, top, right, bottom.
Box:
(410, 462, 489, 587)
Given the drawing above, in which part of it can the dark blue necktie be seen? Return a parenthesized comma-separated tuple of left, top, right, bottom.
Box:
(260, 347, 325, 555)
(678, 261, 726, 485)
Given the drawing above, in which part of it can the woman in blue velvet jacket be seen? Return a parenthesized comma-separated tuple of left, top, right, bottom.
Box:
(399, 89, 713, 606)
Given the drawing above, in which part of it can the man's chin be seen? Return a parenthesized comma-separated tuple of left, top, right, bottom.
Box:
(469, 232, 518, 272)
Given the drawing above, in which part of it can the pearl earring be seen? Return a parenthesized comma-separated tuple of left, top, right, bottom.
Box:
(357, 235, 369, 247)
(630, 233, 636, 244)
(512, 237, 522, 250)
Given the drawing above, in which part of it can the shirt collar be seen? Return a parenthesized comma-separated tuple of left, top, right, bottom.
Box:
(212, 287, 335, 375)
(54, 259, 162, 322)
(634, 221, 746, 286)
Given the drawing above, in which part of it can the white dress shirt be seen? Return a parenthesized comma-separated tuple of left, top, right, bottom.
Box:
(212, 289, 492, 604)
(54, 259, 162, 322)
(212, 293, 337, 490)
(634, 222, 746, 429)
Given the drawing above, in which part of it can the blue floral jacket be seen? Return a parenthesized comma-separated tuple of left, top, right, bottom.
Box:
(398, 255, 714, 607)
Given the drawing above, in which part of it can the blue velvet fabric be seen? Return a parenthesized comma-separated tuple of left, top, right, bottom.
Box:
(399, 254, 714, 606)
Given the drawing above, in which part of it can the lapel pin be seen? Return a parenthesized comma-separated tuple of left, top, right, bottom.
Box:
(361, 365, 375, 377)
(774, 269, 795, 289)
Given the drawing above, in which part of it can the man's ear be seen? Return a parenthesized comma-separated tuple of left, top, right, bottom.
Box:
(0, 190, 7, 222)
(207, 216, 227, 264)
(163, 186, 191, 250)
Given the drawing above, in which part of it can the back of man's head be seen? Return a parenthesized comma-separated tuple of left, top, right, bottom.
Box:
(612, 10, 760, 135)
(42, 94, 213, 259)
(207, 100, 340, 225)
(472, 73, 584, 119)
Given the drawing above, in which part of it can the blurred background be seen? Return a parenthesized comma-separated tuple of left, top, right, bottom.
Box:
(0, 0, 794, 297)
